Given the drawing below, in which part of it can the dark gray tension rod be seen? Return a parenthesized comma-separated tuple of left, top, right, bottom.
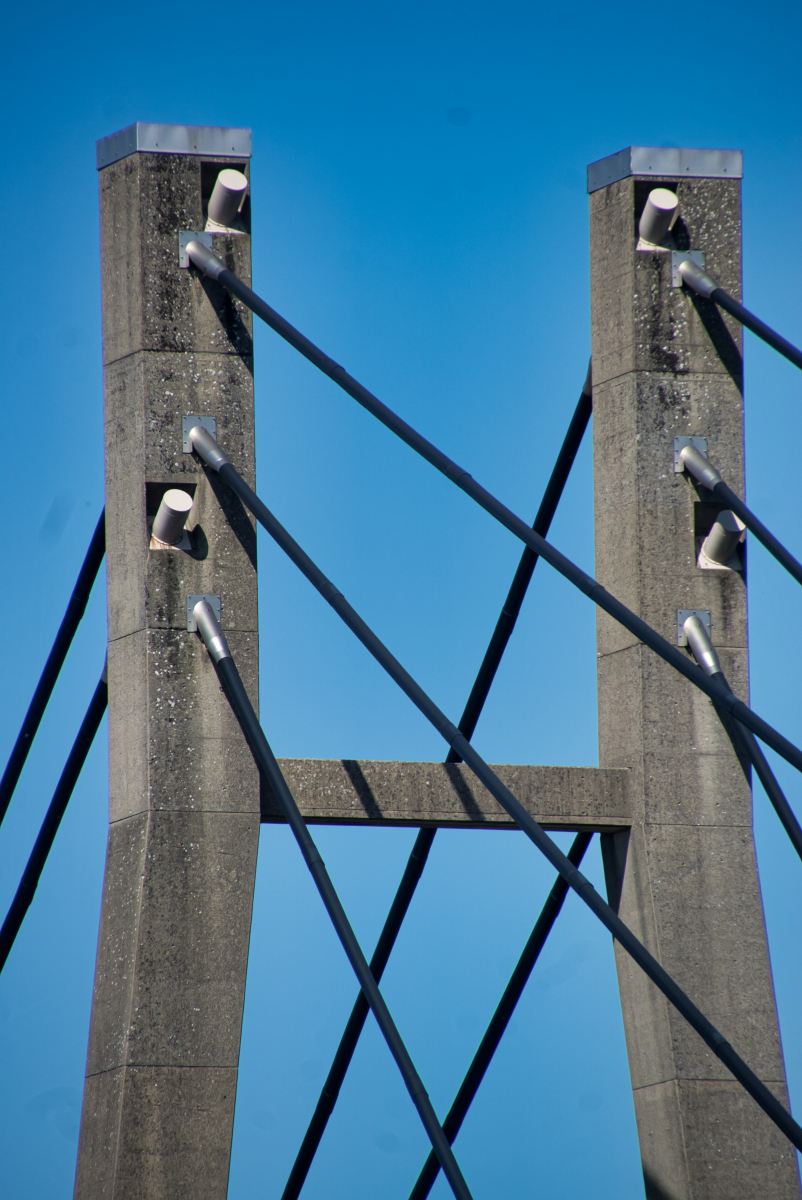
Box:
(679, 259, 802, 373)
(190, 435, 802, 1153)
(281, 370, 593, 1198)
(178, 281, 802, 779)
(0, 509, 105, 830)
(679, 443, 802, 589)
(408, 831, 593, 1200)
(682, 615, 802, 863)
(0, 662, 108, 975)
(446, 363, 593, 766)
(191, 600, 475, 1200)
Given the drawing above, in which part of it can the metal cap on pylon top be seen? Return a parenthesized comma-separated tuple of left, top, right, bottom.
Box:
(96, 122, 251, 169)
(586, 145, 742, 193)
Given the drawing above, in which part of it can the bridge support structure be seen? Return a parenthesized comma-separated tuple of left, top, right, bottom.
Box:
(73, 128, 800, 1199)
(75, 125, 261, 1198)
(590, 147, 799, 1198)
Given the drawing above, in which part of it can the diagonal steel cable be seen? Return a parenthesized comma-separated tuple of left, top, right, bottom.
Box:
(192, 603, 474, 1200)
(680, 443, 802, 589)
(193, 444, 802, 1153)
(0, 660, 108, 975)
(184, 246, 802, 776)
(407, 831, 593, 1200)
(280, 371, 593, 1197)
(0, 509, 105, 829)
(678, 258, 802, 372)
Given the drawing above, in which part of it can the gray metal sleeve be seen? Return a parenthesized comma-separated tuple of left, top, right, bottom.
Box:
(679, 443, 723, 489)
(581, 357, 592, 397)
(678, 258, 719, 299)
(186, 240, 227, 280)
(683, 615, 722, 677)
(193, 599, 232, 664)
(189, 425, 232, 472)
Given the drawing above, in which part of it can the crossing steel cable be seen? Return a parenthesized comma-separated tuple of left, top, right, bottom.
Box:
(0, 509, 105, 830)
(446, 363, 593, 765)
(191, 437, 802, 1153)
(185, 346, 802, 778)
(280, 825, 435, 1200)
(281, 369, 593, 1198)
(0, 660, 108, 975)
(191, 602, 474, 1200)
(680, 444, 802, 589)
(678, 259, 802, 373)
(184, 245, 802, 773)
(408, 831, 593, 1200)
(682, 616, 802, 863)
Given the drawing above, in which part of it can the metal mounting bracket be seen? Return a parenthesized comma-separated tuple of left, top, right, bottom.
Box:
(183, 414, 217, 452)
(673, 435, 708, 473)
(677, 609, 711, 647)
(671, 250, 705, 288)
(179, 230, 213, 268)
(187, 595, 221, 632)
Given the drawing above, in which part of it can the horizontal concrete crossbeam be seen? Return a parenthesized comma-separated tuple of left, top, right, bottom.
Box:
(263, 760, 631, 831)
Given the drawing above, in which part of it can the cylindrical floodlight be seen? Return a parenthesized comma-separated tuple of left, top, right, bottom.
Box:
(208, 169, 248, 227)
(683, 614, 722, 677)
(701, 510, 745, 566)
(638, 188, 679, 245)
(152, 489, 194, 545)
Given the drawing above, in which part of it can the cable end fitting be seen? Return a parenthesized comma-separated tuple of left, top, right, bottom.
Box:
(193, 599, 232, 664)
(678, 257, 719, 299)
(582, 356, 592, 398)
(683, 614, 722, 677)
(189, 425, 232, 472)
(185, 239, 227, 280)
(679, 443, 722, 490)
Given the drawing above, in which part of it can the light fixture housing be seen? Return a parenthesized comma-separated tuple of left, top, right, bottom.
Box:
(152, 489, 194, 545)
(207, 168, 248, 228)
(700, 510, 745, 567)
(638, 187, 679, 246)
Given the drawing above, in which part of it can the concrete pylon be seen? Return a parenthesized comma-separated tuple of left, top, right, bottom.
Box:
(74, 124, 260, 1199)
(589, 147, 801, 1198)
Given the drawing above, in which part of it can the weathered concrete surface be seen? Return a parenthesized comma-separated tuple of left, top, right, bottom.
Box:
(75, 142, 260, 1199)
(591, 169, 800, 1197)
(264, 759, 631, 829)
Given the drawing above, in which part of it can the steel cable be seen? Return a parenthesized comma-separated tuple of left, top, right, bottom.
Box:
(0, 509, 105, 829)
(199, 454, 802, 1153)
(0, 664, 107, 975)
(280, 372, 593, 1197)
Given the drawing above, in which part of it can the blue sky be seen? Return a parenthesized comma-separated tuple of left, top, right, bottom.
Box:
(0, 1, 801, 1196)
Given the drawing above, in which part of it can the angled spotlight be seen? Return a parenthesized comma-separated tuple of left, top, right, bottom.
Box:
(152, 489, 194, 546)
(638, 188, 679, 246)
(208, 169, 248, 228)
(700, 510, 745, 567)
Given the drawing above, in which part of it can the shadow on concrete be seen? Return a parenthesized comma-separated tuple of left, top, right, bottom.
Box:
(643, 1167, 684, 1200)
(197, 273, 254, 363)
(187, 524, 209, 561)
(205, 470, 257, 571)
(689, 292, 743, 393)
(340, 760, 385, 820)
(443, 763, 489, 822)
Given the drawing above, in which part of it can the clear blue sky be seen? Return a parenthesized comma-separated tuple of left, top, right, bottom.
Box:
(0, 1, 801, 1196)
